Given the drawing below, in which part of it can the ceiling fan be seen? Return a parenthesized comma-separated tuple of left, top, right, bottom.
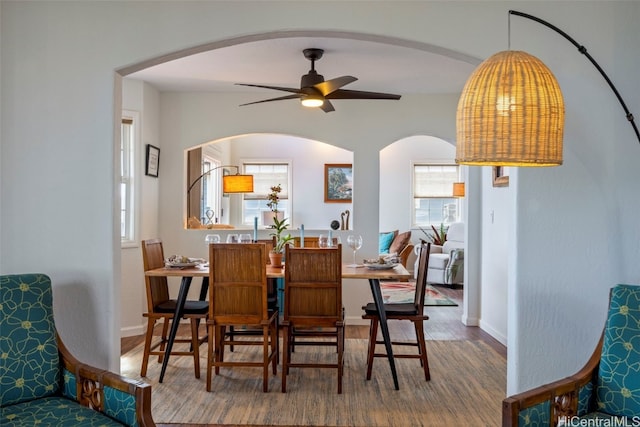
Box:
(236, 48, 401, 113)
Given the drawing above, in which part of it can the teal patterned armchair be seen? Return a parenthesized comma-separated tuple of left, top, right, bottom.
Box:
(503, 284, 640, 426)
(1, 274, 155, 426)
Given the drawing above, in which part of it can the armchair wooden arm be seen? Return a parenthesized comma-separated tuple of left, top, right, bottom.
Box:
(398, 243, 414, 268)
(58, 336, 156, 427)
(502, 334, 603, 427)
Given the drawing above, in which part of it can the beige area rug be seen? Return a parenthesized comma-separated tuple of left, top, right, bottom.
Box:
(121, 339, 505, 426)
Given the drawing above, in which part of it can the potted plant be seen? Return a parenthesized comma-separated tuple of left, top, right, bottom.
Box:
(419, 223, 447, 246)
(262, 184, 285, 227)
(268, 216, 294, 267)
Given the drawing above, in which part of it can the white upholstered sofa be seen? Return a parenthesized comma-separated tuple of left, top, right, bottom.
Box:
(415, 222, 464, 286)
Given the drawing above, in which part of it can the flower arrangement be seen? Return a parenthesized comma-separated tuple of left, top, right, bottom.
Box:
(266, 184, 281, 213)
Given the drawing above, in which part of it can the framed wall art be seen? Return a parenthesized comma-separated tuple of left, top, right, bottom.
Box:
(145, 144, 160, 177)
(493, 166, 509, 187)
(324, 163, 353, 203)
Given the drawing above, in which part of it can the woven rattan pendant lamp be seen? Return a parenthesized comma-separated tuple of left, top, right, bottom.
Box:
(456, 10, 640, 167)
(456, 50, 564, 166)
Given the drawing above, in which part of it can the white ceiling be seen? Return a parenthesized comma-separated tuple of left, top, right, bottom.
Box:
(128, 36, 480, 100)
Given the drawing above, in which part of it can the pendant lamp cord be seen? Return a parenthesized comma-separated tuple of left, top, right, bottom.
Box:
(509, 10, 640, 144)
(507, 12, 511, 51)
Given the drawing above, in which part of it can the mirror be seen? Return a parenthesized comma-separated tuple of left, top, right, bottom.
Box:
(186, 133, 354, 230)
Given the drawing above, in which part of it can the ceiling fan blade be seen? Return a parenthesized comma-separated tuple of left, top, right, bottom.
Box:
(235, 83, 302, 95)
(314, 76, 357, 96)
(326, 89, 401, 100)
(320, 100, 335, 113)
(239, 94, 302, 107)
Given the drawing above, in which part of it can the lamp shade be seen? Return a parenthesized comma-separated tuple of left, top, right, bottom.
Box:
(452, 182, 465, 197)
(222, 174, 253, 193)
(456, 50, 564, 166)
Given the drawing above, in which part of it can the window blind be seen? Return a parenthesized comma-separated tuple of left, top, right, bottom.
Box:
(243, 163, 289, 200)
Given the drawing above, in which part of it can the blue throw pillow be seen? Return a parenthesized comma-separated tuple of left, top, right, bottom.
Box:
(379, 232, 395, 254)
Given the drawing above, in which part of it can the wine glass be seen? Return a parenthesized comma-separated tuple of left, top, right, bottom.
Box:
(226, 234, 238, 243)
(347, 235, 363, 267)
(204, 234, 220, 244)
(239, 233, 252, 243)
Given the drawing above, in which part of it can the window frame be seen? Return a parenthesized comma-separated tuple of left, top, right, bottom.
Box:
(199, 156, 222, 225)
(120, 110, 139, 248)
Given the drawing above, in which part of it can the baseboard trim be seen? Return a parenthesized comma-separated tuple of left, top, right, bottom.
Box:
(478, 319, 507, 346)
(461, 314, 479, 326)
(121, 325, 145, 338)
(345, 316, 369, 326)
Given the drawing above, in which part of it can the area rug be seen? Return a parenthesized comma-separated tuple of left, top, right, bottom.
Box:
(121, 339, 504, 426)
(380, 281, 458, 306)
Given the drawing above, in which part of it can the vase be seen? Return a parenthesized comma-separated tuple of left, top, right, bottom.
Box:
(262, 211, 285, 227)
(268, 252, 283, 268)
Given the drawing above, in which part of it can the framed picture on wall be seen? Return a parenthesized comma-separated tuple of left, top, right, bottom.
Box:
(493, 166, 509, 187)
(145, 144, 160, 177)
(324, 163, 353, 203)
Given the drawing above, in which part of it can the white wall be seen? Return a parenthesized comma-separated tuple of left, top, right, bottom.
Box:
(1, 2, 638, 394)
(480, 166, 509, 345)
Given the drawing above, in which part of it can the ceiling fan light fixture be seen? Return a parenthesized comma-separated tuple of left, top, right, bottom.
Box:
(237, 48, 400, 113)
(301, 96, 324, 108)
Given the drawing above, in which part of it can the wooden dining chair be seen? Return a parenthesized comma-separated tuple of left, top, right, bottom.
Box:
(282, 245, 344, 393)
(140, 238, 208, 379)
(362, 242, 432, 382)
(206, 243, 278, 392)
(293, 236, 319, 247)
(227, 237, 280, 361)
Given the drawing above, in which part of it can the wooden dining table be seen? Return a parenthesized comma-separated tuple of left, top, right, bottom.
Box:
(145, 262, 410, 389)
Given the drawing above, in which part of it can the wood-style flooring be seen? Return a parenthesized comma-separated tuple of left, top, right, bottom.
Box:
(121, 285, 506, 427)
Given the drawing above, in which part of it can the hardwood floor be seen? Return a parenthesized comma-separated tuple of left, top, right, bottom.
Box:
(121, 285, 506, 427)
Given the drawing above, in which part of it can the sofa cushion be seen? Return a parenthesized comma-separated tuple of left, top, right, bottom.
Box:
(596, 284, 640, 417)
(442, 240, 464, 254)
(0, 274, 60, 407)
(446, 222, 464, 242)
(428, 253, 449, 270)
(389, 231, 411, 255)
(2, 396, 125, 426)
(379, 230, 397, 254)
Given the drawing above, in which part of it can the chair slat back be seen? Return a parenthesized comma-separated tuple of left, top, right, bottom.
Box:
(284, 245, 342, 326)
(141, 239, 170, 311)
(209, 243, 268, 324)
(254, 237, 276, 264)
(413, 242, 432, 309)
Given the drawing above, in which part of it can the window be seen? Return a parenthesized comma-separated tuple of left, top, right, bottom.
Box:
(120, 113, 137, 245)
(242, 162, 291, 225)
(413, 163, 460, 226)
